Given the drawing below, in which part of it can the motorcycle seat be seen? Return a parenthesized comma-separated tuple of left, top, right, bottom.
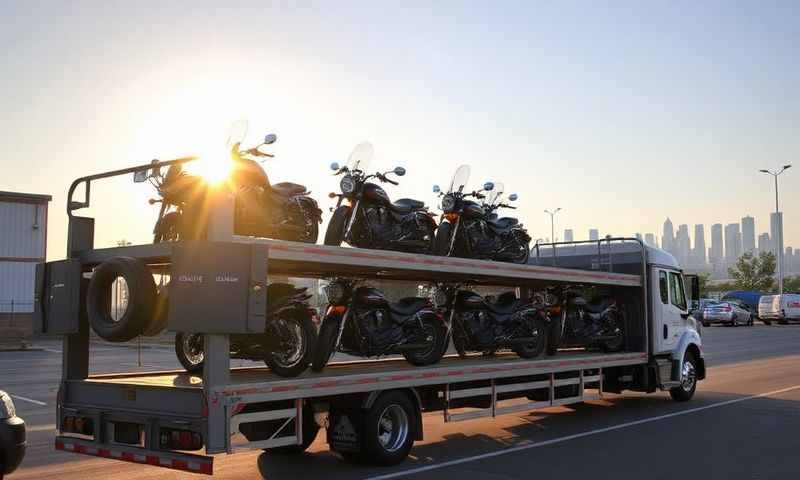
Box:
(485, 291, 525, 314)
(390, 198, 426, 214)
(388, 297, 430, 315)
(271, 182, 308, 196)
(488, 217, 519, 230)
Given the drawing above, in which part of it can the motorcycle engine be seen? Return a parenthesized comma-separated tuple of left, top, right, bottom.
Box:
(364, 207, 398, 243)
(464, 221, 497, 253)
(354, 308, 403, 351)
(458, 311, 495, 346)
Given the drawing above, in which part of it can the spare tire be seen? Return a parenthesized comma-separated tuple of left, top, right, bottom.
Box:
(87, 257, 157, 342)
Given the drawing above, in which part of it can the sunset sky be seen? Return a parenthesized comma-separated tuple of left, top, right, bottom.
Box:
(1, 1, 798, 259)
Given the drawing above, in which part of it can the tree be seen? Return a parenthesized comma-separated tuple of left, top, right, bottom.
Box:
(783, 276, 800, 293)
(696, 272, 712, 298)
(727, 251, 776, 292)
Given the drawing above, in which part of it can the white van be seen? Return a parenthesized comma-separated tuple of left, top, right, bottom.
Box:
(758, 294, 800, 324)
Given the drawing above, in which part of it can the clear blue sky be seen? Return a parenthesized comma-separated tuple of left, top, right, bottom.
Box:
(1, 1, 798, 258)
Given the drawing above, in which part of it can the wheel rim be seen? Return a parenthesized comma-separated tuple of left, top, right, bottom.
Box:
(680, 359, 696, 393)
(267, 318, 305, 368)
(183, 334, 204, 366)
(376, 404, 409, 453)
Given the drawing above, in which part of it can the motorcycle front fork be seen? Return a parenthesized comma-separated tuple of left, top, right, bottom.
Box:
(343, 200, 360, 240)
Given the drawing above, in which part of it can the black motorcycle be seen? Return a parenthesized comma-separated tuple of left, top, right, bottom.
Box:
(433, 285, 547, 359)
(140, 120, 322, 243)
(324, 142, 438, 253)
(432, 165, 531, 263)
(175, 283, 317, 378)
(545, 287, 625, 354)
(312, 279, 447, 371)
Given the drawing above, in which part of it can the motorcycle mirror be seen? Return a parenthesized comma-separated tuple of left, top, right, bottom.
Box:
(483, 181, 494, 191)
(263, 133, 277, 145)
(133, 169, 148, 183)
(393, 166, 406, 177)
(330, 162, 340, 171)
(433, 185, 441, 193)
(509, 193, 518, 201)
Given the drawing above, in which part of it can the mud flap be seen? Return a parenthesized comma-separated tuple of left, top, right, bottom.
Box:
(327, 408, 363, 453)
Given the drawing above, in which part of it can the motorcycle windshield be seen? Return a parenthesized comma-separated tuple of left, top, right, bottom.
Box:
(225, 119, 249, 149)
(487, 182, 504, 206)
(346, 142, 373, 173)
(448, 164, 471, 193)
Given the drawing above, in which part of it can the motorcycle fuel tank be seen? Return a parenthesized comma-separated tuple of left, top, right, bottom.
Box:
(355, 287, 388, 307)
(462, 200, 484, 219)
(456, 290, 485, 309)
(363, 183, 390, 206)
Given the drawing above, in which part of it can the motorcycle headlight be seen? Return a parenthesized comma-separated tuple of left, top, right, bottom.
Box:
(441, 194, 456, 212)
(324, 281, 347, 305)
(433, 289, 449, 308)
(340, 175, 356, 194)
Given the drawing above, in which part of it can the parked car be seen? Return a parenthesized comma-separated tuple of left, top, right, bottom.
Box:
(758, 294, 800, 325)
(691, 298, 719, 325)
(0, 390, 26, 477)
(721, 290, 763, 319)
(702, 300, 753, 327)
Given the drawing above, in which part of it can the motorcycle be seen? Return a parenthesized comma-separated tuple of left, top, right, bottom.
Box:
(324, 142, 438, 253)
(175, 283, 317, 378)
(312, 279, 447, 371)
(545, 287, 626, 354)
(432, 165, 531, 263)
(140, 120, 322, 244)
(433, 285, 548, 359)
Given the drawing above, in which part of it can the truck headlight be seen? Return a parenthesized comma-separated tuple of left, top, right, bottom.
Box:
(340, 175, 356, 194)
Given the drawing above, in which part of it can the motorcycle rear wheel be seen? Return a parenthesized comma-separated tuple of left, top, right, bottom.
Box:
(513, 316, 547, 359)
(402, 316, 447, 366)
(264, 312, 316, 378)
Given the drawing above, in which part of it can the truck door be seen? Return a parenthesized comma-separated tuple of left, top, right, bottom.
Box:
(652, 268, 685, 352)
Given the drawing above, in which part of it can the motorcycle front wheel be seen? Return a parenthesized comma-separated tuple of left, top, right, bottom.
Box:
(311, 315, 342, 372)
(264, 312, 316, 378)
(324, 206, 349, 246)
(402, 315, 447, 366)
(600, 311, 625, 352)
(512, 316, 547, 359)
(433, 221, 453, 256)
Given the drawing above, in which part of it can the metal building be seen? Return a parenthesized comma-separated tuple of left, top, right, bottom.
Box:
(0, 190, 51, 347)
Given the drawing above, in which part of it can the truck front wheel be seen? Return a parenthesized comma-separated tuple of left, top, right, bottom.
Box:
(360, 391, 416, 466)
(669, 351, 698, 402)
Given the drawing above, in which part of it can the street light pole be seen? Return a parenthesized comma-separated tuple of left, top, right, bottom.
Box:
(759, 165, 791, 294)
(544, 208, 561, 244)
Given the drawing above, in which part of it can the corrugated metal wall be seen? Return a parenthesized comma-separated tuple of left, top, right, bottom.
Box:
(0, 201, 46, 313)
(0, 202, 45, 258)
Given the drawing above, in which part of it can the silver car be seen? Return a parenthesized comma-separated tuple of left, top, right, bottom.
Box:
(702, 300, 753, 327)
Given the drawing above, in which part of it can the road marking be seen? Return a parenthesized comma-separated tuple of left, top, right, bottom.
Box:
(365, 384, 800, 480)
(9, 394, 47, 406)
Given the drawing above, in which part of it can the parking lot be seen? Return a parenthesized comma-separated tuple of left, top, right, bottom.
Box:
(3, 323, 800, 479)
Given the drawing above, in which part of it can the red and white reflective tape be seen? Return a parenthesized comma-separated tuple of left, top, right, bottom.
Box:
(55, 438, 213, 475)
(222, 352, 648, 398)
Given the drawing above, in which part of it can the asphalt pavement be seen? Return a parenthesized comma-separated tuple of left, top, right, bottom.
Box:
(2, 323, 800, 479)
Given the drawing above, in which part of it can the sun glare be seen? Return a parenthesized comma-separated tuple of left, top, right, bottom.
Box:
(193, 154, 233, 185)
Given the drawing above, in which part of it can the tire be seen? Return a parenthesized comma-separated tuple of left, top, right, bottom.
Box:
(311, 315, 341, 372)
(747, 315, 754, 327)
(730, 316, 738, 327)
(546, 312, 563, 356)
(360, 392, 416, 466)
(433, 221, 453, 256)
(266, 403, 319, 454)
(263, 311, 316, 378)
(670, 351, 698, 402)
(513, 316, 547, 359)
(324, 206, 349, 246)
(292, 200, 321, 244)
(87, 257, 157, 342)
(600, 310, 625, 352)
(402, 315, 447, 366)
(509, 239, 530, 264)
(175, 332, 205, 374)
(452, 324, 470, 359)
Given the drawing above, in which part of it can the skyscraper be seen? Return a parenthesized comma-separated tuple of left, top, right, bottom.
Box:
(563, 229, 574, 242)
(710, 223, 723, 269)
(741, 216, 755, 254)
(675, 224, 691, 266)
(662, 218, 675, 255)
(693, 224, 706, 267)
(758, 233, 770, 256)
(645, 233, 656, 247)
(589, 229, 599, 241)
(724, 223, 742, 264)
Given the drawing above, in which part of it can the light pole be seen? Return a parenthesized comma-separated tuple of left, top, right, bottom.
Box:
(544, 208, 561, 244)
(759, 165, 791, 293)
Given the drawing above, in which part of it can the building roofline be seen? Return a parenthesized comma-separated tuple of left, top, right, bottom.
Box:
(0, 191, 52, 203)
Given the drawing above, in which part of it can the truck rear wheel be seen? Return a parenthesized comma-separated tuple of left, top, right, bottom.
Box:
(669, 351, 698, 402)
(359, 391, 415, 466)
